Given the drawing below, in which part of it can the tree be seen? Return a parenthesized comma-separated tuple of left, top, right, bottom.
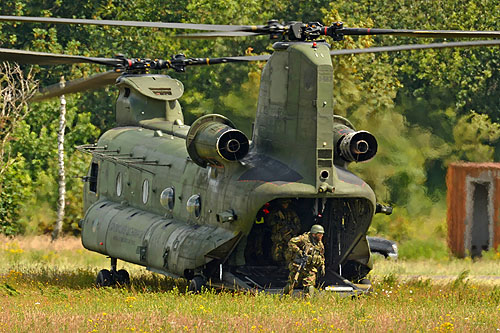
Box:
(0, 62, 37, 178)
(52, 77, 66, 241)
(0, 62, 38, 234)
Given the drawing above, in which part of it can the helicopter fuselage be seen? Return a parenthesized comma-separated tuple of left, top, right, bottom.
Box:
(79, 41, 378, 288)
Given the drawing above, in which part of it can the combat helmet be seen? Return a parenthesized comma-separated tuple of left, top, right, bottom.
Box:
(310, 224, 325, 234)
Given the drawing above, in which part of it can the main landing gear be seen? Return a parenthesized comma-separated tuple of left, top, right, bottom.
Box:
(188, 275, 206, 293)
(96, 257, 131, 287)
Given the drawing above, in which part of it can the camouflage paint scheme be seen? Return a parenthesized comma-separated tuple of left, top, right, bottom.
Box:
(268, 205, 301, 262)
(286, 232, 326, 288)
(80, 41, 376, 285)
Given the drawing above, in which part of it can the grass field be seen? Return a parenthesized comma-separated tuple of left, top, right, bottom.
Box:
(1, 236, 499, 332)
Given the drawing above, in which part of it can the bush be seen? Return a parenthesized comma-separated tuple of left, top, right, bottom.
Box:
(398, 238, 449, 260)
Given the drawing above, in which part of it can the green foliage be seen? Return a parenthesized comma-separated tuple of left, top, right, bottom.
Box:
(1, 94, 98, 235)
(330, 0, 500, 194)
(0, 156, 32, 235)
(481, 246, 500, 260)
(379, 272, 398, 288)
(0, 63, 37, 234)
(451, 112, 500, 162)
(452, 269, 470, 289)
(398, 238, 450, 261)
(16, 171, 57, 234)
(219, 70, 262, 136)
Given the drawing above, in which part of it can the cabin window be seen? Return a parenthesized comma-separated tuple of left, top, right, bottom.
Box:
(187, 194, 201, 218)
(142, 179, 150, 204)
(116, 173, 123, 197)
(160, 187, 175, 210)
(89, 162, 98, 193)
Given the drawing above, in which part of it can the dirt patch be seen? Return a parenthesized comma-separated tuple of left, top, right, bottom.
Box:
(0, 235, 83, 251)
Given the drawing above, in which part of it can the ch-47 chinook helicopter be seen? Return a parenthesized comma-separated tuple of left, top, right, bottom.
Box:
(1, 15, 499, 293)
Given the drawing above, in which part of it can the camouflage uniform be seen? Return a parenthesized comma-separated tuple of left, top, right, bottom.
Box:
(285, 232, 325, 290)
(268, 206, 301, 262)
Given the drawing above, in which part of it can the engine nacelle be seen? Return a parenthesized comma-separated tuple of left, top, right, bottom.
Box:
(186, 114, 249, 167)
(333, 123, 377, 163)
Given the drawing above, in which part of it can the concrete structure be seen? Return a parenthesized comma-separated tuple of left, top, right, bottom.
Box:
(446, 162, 500, 257)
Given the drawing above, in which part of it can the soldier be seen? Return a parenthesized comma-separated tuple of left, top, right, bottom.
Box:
(253, 202, 271, 257)
(268, 199, 301, 263)
(283, 224, 325, 296)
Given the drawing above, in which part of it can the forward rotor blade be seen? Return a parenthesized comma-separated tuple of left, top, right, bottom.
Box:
(223, 55, 271, 62)
(341, 28, 500, 39)
(182, 54, 271, 66)
(30, 54, 268, 101)
(0, 15, 263, 32)
(31, 70, 121, 101)
(0, 48, 122, 66)
(330, 40, 500, 56)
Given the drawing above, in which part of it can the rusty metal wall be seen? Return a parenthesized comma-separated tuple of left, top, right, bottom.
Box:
(446, 162, 500, 257)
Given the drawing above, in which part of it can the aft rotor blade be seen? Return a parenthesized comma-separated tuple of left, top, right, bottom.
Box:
(31, 70, 121, 101)
(340, 28, 500, 39)
(0, 48, 122, 67)
(0, 15, 264, 32)
(330, 40, 500, 56)
(175, 31, 265, 39)
(3, 16, 500, 39)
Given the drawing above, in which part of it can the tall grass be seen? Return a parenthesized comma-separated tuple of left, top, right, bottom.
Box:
(1, 236, 499, 332)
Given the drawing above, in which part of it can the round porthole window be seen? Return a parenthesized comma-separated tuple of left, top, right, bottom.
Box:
(186, 194, 201, 218)
(142, 179, 149, 204)
(116, 173, 122, 197)
(160, 187, 175, 210)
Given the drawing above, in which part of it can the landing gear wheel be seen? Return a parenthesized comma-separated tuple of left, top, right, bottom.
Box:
(96, 269, 114, 287)
(115, 269, 130, 285)
(188, 276, 206, 293)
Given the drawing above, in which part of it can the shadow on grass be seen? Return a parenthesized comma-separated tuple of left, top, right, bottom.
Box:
(1, 266, 189, 293)
(2, 266, 279, 296)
